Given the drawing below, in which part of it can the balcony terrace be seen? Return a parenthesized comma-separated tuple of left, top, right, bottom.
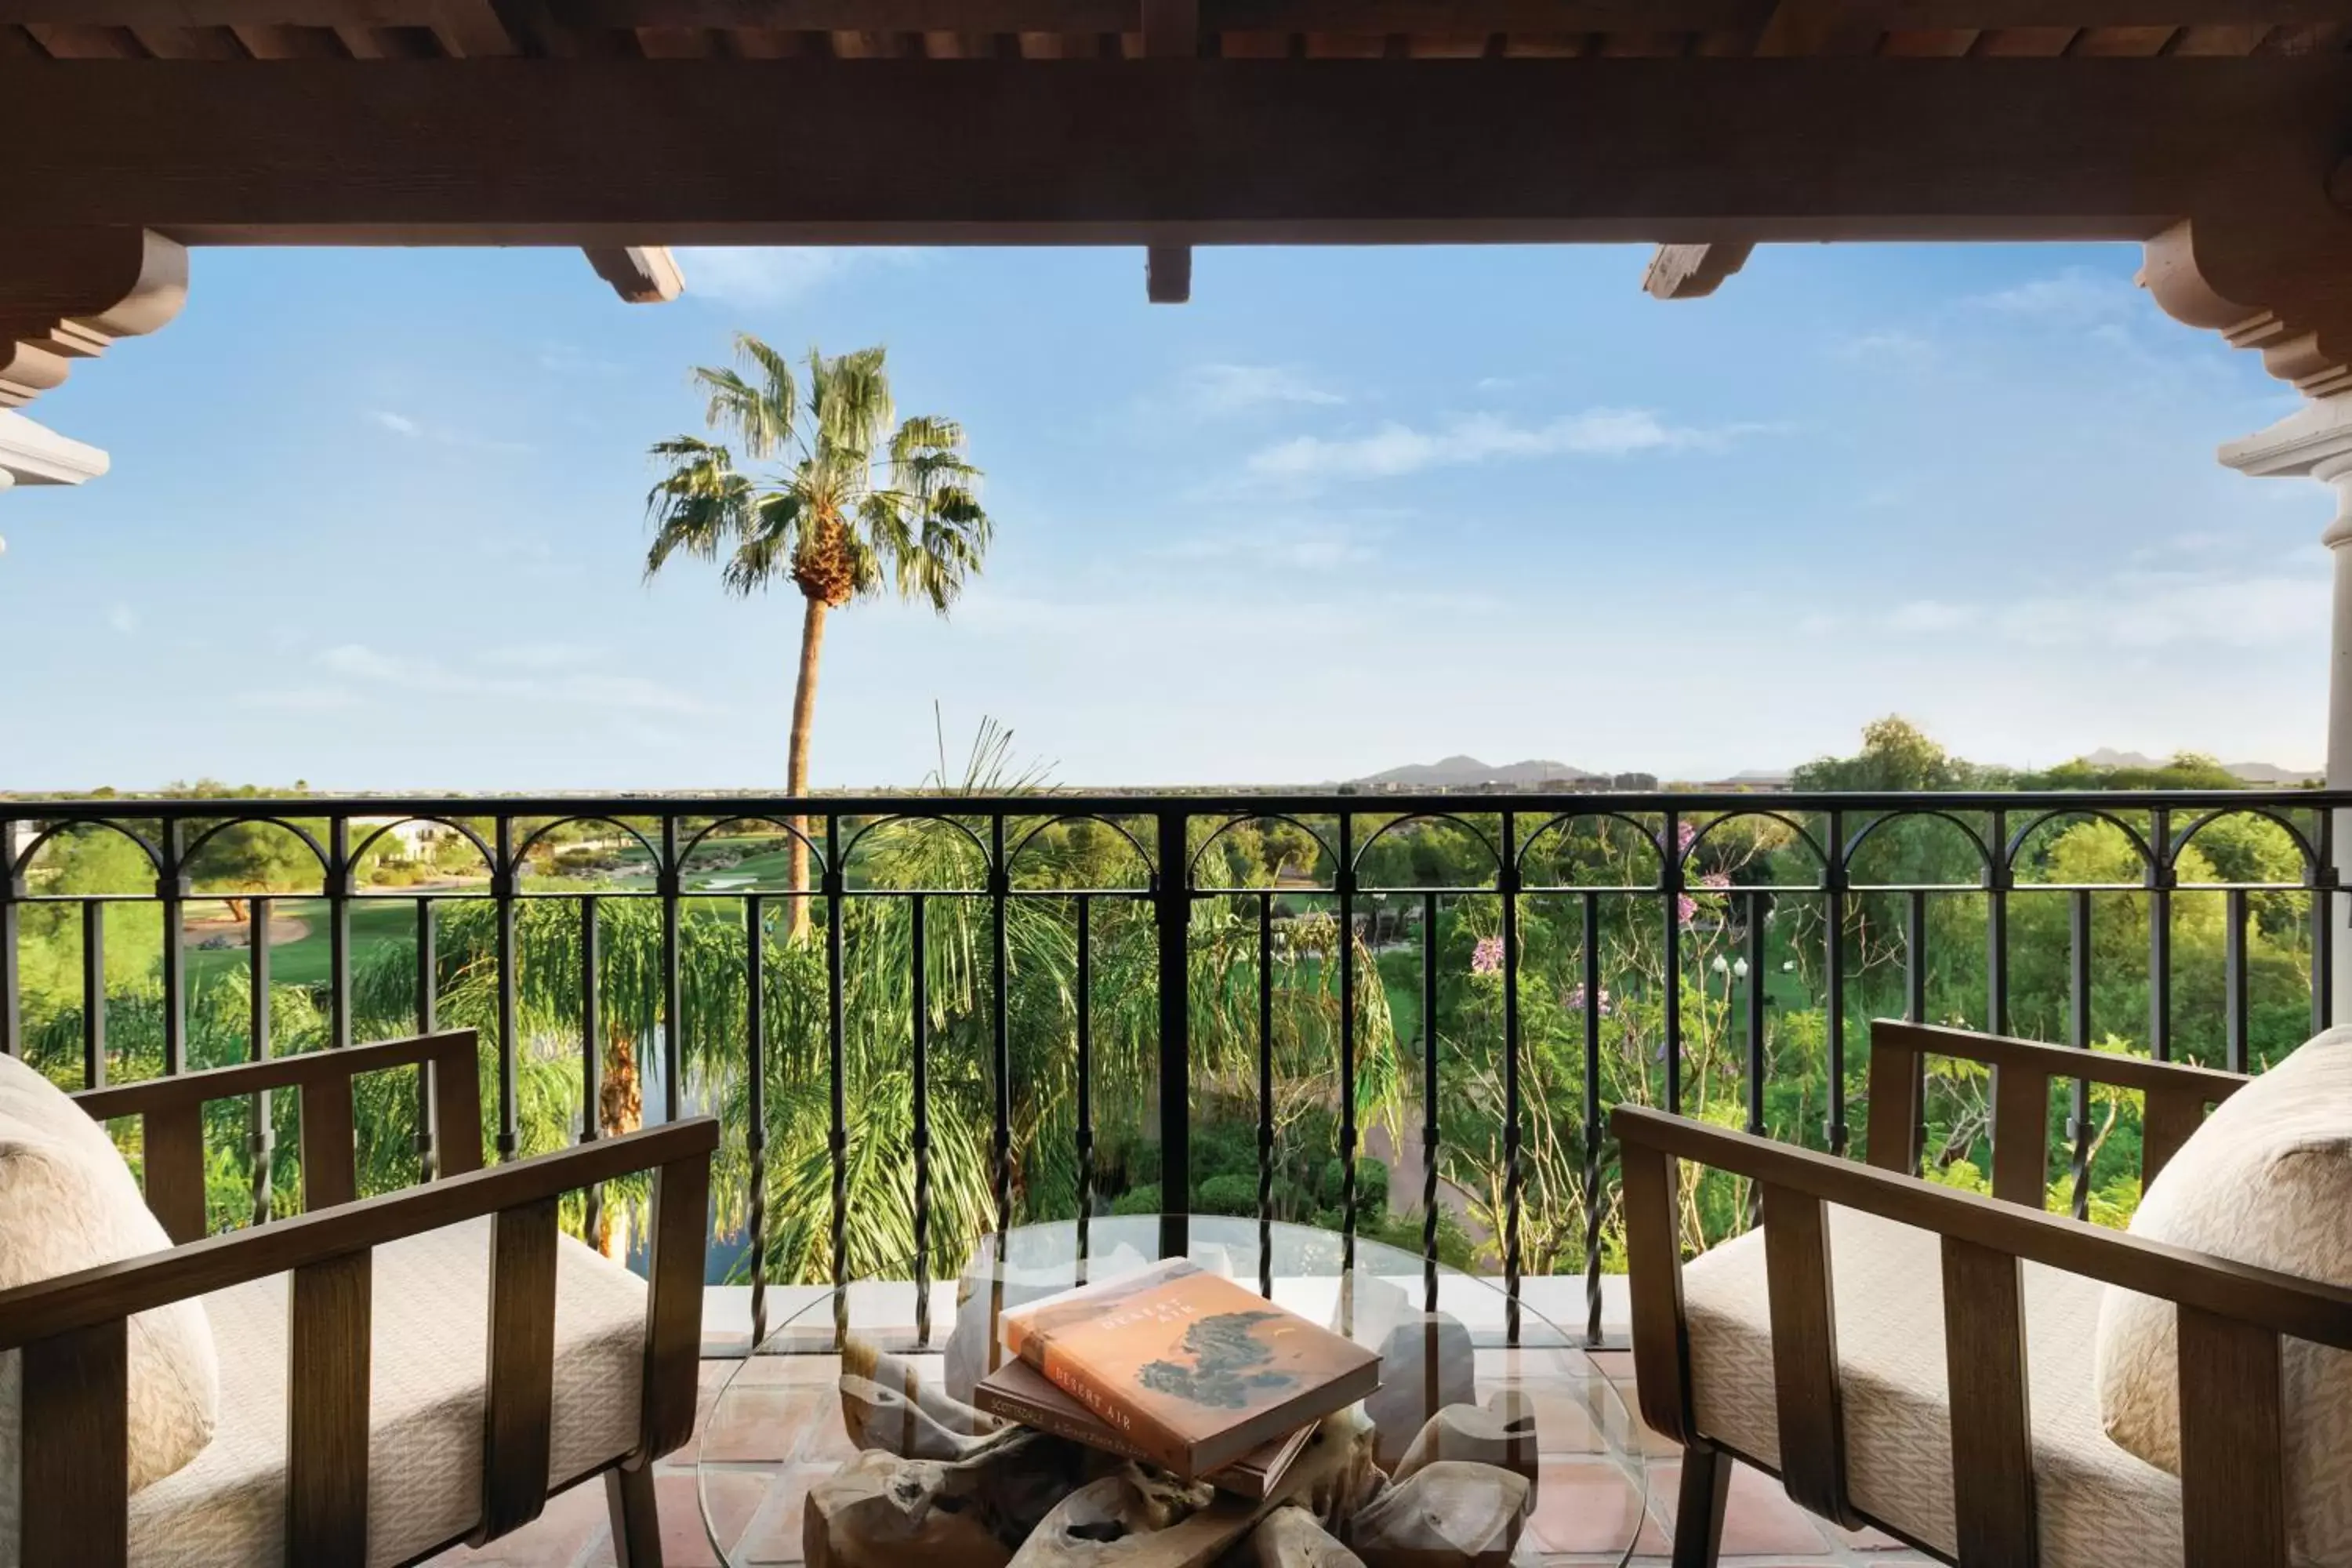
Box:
(3, 785, 2339, 1565)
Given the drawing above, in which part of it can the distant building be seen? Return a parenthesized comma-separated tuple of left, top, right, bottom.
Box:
(350, 815, 458, 862)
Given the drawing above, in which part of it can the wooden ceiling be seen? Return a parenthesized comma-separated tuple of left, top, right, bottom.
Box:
(5, 2, 2352, 417)
(3, 2, 2347, 63)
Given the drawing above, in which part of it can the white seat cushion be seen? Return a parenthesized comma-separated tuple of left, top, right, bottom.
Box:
(2096, 1027, 2352, 1566)
(0, 1054, 219, 1567)
(124, 1217, 648, 1568)
(1683, 1205, 2180, 1567)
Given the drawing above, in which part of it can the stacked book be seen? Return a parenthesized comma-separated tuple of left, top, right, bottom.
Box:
(972, 1258, 1382, 1497)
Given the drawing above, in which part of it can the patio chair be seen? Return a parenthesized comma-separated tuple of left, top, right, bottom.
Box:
(1615, 1018, 2352, 1568)
(0, 1029, 717, 1568)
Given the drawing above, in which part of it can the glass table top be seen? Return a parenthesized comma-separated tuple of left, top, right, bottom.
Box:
(699, 1214, 1648, 1566)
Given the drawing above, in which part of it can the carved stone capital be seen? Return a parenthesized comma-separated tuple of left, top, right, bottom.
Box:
(0, 228, 188, 410)
(2220, 396, 2352, 549)
(2142, 212, 2352, 401)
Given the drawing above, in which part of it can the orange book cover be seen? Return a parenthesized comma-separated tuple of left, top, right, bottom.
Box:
(973, 1360, 1314, 1498)
(1000, 1258, 1381, 1481)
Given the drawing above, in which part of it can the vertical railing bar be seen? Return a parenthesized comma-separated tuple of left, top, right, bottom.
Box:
(2227, 886, 2250, 1073)
(1256, 890, 1273, 1232)
(580, 893, 602, 1248)
(989, 816, 1011, 1227)
(2068, 887, 2092, 1221)
(826, 815, 848, 1299)
(494, 815, 519, 1161)
(327, 816, 351, 1053)
(1904, 889, 1926, 1024)
(411, 895, 435, 1183)
(1581, 887, 1604, 1347)
(1153, 811, 1190, 1259)
(1501, 811, 1522, 1346)
(1661, 809, 1682, 1117)
(911, 891, 932, 1347)
(1077, 893, 1095, 1222)
(1987, 809, 2010, 1037)
(249, 893, 272, 1226)
(0, 862, 19, 1058)
(659, 815, 682, 1123)
(1338, 813, 1358, 1279)
(2315, 810, 2336, 1033)
(158, 819, 185, 1075)
(1825, 810, 1848, 1156)
(1744, 890, 1767, 1139)
(82, 897, 106, 1089)
(2150, 806, 2174, 1063)
(745, 891, 768, 1348)
(1421, 888, 1440, 1315)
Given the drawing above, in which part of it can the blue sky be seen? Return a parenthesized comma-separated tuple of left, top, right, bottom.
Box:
(0, 240, 2330, 792)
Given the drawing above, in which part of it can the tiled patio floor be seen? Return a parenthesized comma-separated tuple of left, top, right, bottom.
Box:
(426, 1349, 1937, 1568)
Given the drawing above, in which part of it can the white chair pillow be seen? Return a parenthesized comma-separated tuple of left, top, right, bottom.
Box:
(0, 1052, 220, 1566)
(2094, 1025, 2352, 1564)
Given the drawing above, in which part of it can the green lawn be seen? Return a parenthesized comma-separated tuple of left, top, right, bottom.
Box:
(187, 898, 425, 990)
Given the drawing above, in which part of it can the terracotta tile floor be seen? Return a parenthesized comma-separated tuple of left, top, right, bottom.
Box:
(425, 1352, 1939, 1568)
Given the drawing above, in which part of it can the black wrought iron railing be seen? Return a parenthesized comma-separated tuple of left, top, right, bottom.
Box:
(2, 786, 2341, 1347)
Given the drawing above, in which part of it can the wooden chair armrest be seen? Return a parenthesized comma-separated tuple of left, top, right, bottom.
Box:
(1613, 1104, 2330, 1566)
(5, 1117, 715, 1566)
(71, 1030, 486, 1241)
(0, 1116, 714, 1349)
(1865, 1019, 2245, 1199)
(1611, 1105, 2352, 1346)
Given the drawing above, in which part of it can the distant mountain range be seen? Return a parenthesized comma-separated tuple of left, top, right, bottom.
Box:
(2076, 749, 2321, 785)
(1349, 750, 2321, 790)
(1351, 756, 1599, 788)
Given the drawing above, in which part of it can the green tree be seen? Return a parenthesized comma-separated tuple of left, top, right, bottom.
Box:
(645, 337, 992, 938)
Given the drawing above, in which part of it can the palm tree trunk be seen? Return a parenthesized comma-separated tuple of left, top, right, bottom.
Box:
(786, 593, 829, 941)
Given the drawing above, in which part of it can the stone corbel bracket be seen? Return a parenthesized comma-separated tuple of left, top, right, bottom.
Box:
(0, 228, 188, 410)
(2142, 208, 2352, 401)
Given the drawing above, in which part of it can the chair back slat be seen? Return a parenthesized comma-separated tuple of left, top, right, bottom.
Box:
(2179, 1307, 2286, 1568)
(2141, 1085, 2210, 1191)
(1941, 1236, 2038, 1566)
(1618, 1141, 1695, 1446)
(287, 1250, 372, 1567)
(431, 1041, 485, 1178)
(638, 1153, 712, 1460)
(476, 1197, 559, 1543)
(20, 1319, 129, 1568)
(1864, 1036, 1926, 1177)
(300, 1075, 358, 1212)
(1990, 1067, 2052, 1209)
(1759, 1182, 1860, 1527)
(142, 1101, 209, 1245)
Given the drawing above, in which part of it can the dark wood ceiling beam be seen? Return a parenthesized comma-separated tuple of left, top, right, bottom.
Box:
(1142, 0, 1198, 301)
(1642, 240, 1753, 297)
(8, 58, 2346, 243)
(583, 243, 682, 299)
(6, 2, 2349, 32)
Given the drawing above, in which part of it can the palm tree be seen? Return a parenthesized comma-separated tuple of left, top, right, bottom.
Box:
(645, 336, 992, 938)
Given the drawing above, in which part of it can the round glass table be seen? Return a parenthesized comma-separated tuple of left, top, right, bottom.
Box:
(699, 1214, 1648, 1566)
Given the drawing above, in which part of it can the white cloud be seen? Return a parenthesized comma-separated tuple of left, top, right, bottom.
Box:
(317, 642, 717, 714)
(1969, 267, 2142, 320)
(365, 408, 528, 454)
(671, 248, 918, 307)
(485, 641, 598, 672)
(234, 686, 361, 713)
(1866, 568, 2326, 650)
(1180, 363, 1344, 416)
(1246, 408, 1773, 484)
(1833, 330, 1934, 368)
(1884, 600, 1978, 633)
(1156, 522, 1377, 570)
(106, 602, 138, 635)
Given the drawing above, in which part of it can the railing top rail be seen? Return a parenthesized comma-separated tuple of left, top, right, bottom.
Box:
(2, 786, 2345, 821)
